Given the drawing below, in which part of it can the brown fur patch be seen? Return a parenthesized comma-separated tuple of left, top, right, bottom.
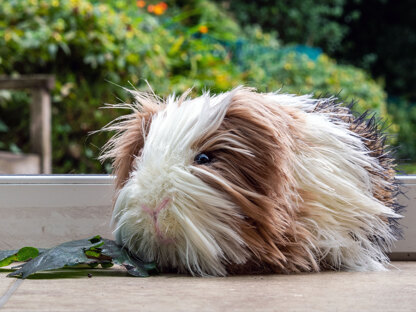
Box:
(194, 89, 319, 273)
(100, 94, 162, 191)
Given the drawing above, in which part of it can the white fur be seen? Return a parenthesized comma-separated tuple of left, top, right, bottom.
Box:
(267, 93, 399, 271)
(112, 89, 249, 276)
(112, 88, 399, 275)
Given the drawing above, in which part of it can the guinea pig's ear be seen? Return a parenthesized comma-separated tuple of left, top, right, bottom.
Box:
(99, 91, 162, 190)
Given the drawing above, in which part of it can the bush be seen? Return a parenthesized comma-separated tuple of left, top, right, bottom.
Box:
(0, 0, 389, 173)
(231, 45, 388, 115)
(214, 0, 352, 54)
(387, 98, 416, 163)
(0, 0, 244, 173)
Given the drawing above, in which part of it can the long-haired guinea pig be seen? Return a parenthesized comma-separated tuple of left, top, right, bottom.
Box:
(100, 86, 402, 276)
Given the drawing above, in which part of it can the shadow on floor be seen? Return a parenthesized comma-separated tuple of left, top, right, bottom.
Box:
(1, 267, 134, 280)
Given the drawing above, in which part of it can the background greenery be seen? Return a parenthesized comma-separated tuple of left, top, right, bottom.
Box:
(0, 0, 414, 173)
(216, 0, 416, 170)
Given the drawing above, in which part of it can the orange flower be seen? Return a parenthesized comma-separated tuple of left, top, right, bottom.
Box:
(153, 2, 167, 15)
(198, 25, 208, 34)
(153, 5, 164, 15)
(147, 4, 154, 12)
(136, 0, 146, 8)
(158, 2, 168, 9)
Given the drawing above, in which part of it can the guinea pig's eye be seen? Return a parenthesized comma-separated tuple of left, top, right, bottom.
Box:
(194, 153, 212, 165)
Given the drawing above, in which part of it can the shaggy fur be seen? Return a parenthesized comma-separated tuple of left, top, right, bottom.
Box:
(100, 87, 401, 276)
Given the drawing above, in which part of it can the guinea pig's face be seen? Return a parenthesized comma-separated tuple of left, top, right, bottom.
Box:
(104, 88, 303, 276)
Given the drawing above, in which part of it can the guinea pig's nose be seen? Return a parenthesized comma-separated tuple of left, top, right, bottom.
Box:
(141, 198, 171, 222)
(141, 198, 173, 243)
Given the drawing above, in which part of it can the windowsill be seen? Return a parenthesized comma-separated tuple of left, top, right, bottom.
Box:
(0, 175, 414, 257)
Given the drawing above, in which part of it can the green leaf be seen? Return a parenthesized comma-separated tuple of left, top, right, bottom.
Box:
(0, 256, 17, 267)
(84, 250, 101, 258)
(16, 247, 39, 261)
(100, 262, 113, 269)
(0, 251, 18, 267)
(5, 236, 157, 278)
(88, 262, 99, 268)
(0, 247, 40, 267)
(98, 239, 157, 277)
(8, 237, 103, 278)
(89, 235, 102, 244)
(0, 250, 19, 262)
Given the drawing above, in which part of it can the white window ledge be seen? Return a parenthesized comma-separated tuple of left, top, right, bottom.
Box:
(0, 175, 415, 260)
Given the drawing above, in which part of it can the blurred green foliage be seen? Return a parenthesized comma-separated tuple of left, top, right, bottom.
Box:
(0, 0, 390, 173)
(218, 0, 416, 168)
(388, 97, 416, 163)
(218, 0, 415, 100)
(215, 0, 353, 54)
(230, 45, 387, 115)
(335, 0, 416, 101)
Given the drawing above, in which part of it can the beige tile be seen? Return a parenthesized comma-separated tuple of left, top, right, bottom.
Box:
(0, 272, 16, 296)
(0, 270, 22, 310)
(0, 262, 415, 312)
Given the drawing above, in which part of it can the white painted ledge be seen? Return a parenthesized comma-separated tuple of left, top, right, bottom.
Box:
(0, 174, 114, 184)
(0, 175, 415, 259)
(0, 175, 114, 250)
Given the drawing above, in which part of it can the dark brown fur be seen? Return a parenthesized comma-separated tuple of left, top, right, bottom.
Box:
(194, 91, 319, 273)
(100, 95, 161, 190)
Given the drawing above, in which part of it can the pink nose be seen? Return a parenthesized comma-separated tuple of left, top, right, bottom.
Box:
(141, 198, 173, 244)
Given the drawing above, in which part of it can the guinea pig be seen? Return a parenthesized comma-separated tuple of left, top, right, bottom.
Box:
(100, 86, 402, 276)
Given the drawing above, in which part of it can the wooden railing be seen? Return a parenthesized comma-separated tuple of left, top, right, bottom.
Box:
(0, 75, 55, 174)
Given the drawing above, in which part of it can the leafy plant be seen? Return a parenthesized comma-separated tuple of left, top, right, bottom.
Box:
(1, 236, 157, 278)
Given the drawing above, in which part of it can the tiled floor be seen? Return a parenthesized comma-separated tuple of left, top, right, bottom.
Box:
(0, 262, 415, 311)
